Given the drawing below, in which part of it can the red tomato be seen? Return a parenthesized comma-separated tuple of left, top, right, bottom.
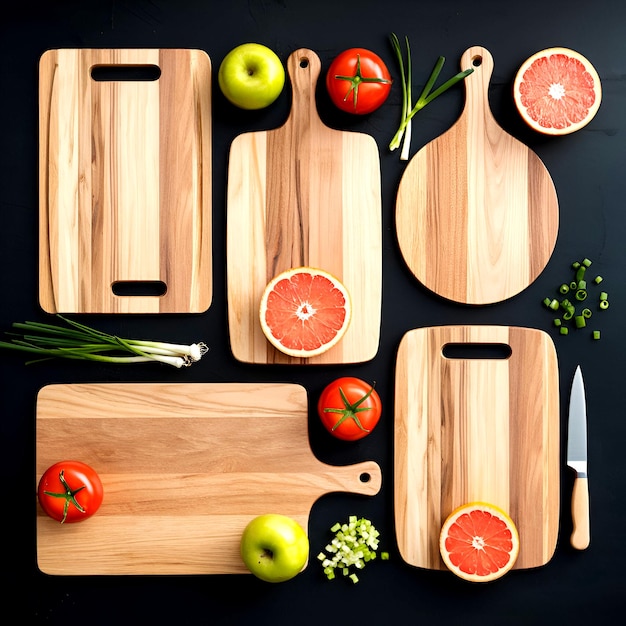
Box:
(326, 48, 392, 115)
(37, 460, 103, 523)
(317, 377, 382, 440)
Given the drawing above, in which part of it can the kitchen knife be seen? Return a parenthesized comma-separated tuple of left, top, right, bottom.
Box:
(567, 365, 590, 550)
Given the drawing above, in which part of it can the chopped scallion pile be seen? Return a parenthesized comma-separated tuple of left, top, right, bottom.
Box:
(542, 258, 609, 340)
(318, 515, 386, 582)
(0, 315, 207, 367)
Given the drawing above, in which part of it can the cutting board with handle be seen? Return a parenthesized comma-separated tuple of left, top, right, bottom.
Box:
(39, 49, 212, 314)
(36, 382, 381, 575)
(396, 46, 559, 305)
(226, 48, 382, 365)
(394, 325, 559, 571)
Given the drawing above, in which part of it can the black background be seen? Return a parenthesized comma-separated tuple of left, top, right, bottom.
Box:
(2, 0, 625, 623)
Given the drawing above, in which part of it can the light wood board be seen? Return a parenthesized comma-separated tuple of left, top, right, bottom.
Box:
(226, 48, 382, 364)
(36, 383, 381, 575)
(394, 325, 559, 571)
(396, 47, 558, 305)
(39, 49, 212, 313)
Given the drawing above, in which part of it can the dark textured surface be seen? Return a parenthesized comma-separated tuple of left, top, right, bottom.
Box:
(1, 1, 624, 623)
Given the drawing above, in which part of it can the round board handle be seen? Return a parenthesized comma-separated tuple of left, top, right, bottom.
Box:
(460, 46, 496, 122)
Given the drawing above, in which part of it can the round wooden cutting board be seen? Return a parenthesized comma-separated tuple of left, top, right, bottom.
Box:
(395, 46, 559, 305)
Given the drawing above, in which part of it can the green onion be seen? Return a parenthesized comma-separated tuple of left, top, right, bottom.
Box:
(319, 516, 386, 582)
(542, 257, 609, 340)
(388, 33, 474, 160)
(0, 315, 207, 368)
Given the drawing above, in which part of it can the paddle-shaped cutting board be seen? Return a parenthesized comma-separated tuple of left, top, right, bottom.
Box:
(396, 47, 559, 305)
(36, 383, 381, 575)
(39, 49, 212, 314)
(395, 326, 559, 571)
(226, 48, 382, 364)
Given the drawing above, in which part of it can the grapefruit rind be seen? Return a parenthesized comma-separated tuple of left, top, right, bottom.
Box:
(439, 501, 520, 583)
(259, 267, 352, 358)
(513, 47, 601, 135)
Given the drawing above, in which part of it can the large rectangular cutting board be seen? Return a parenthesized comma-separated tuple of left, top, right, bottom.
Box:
(39, 49, 212, 314)
(394, 325, 559, 571)
(36, 383, 381, 575)
(226, 49, 382, 364)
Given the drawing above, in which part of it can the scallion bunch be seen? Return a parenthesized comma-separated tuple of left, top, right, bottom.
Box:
(0, 315, 207, 368)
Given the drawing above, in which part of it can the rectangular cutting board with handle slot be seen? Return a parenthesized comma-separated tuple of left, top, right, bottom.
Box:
(226, 48, 382, 365)
(36, 382, 381, 575)
(39, 49, 212, 314)
(394, 325, 559, 571)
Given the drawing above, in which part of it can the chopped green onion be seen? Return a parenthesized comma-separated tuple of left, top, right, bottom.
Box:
(593, 330, 601, 340)
(0, 315, 207, 367)
(541, 257, 609, 340)
(389, 33, 474, 159)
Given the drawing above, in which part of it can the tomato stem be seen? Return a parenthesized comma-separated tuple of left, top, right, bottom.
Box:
(324, 385, 375, 432)
(43, 469, 87, 523)
(334, 54, 392, 112)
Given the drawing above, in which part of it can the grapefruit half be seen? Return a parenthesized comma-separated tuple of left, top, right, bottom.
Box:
(514, 47, 601, 135)
(439, 502, 520, 583)
(259, 267, 352, 358)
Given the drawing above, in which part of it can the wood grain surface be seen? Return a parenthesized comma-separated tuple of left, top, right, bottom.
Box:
(394, 325, 559, 572)
(396, 46, 559, 305)
(35, 383, 381, 575)
(226, 48, 382, 364)
(39, 49, 212, 314)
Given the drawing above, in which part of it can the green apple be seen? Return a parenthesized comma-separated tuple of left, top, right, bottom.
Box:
(240, 513, 309, 582)
(218, 43, 285, 110)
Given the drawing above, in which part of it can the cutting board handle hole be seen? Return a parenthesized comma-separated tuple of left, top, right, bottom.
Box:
(442, 343, 511, 360)
(299, 57, 309, 69)
(359, 472, 372, 483)
(112, 280, 167, 297)
(471, 55, 483, 68)
(91, 65, 162, 82)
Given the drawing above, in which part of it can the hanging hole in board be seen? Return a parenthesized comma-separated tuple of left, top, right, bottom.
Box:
(472, 55, 483, 68)
(442, 343, 512, 360)
(91, 65, 162, 82)
(359, 472, 371, 483)
(299, 57, 309, 69)
(112, 281, 167, 297)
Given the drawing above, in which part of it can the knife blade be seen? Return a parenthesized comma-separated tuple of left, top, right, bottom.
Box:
(567, 365, 590, 549)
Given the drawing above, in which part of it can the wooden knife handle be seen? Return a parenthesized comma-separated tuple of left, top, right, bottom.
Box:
(570, 476, 590, 550)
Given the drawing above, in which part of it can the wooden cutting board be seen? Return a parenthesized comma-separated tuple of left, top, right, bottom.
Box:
(35, 383, 381, 575)
(226, 48, 382, 364)
(39, 49, 212, 314)
(394, 325, 559, 571)
(396, 46, 559, 305)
